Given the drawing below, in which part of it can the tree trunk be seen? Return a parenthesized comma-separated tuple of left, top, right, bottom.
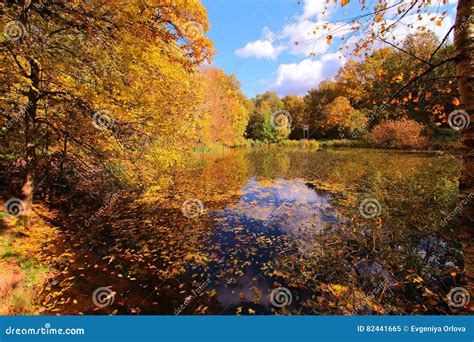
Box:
(20, 59, 40, 217)
(454, 0, 474, 289)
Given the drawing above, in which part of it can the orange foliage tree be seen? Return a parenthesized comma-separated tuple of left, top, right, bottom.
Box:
(199, 67, 251, 147)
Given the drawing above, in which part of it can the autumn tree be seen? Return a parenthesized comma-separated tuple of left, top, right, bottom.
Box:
(283, 95, 309, 139)
(304, 80, 343, 138)
(246, 91, 287, 142)
(1, 0, 214, 216)
(198, 67, 250, 147)
(323, 96, 367, 138)
(304, 0, 473, 285)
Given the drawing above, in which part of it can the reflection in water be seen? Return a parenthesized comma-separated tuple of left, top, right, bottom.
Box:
(43, 148, 465, 315)
(222, 177, 333, 232)
(208, 178, 336, 313)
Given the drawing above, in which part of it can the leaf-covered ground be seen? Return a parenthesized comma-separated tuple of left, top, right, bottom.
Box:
(3, 147, 471, 315)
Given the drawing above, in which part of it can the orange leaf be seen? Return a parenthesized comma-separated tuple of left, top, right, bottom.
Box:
(341, 0, 350, 7)
(452, 98, 460, 106)
(326, 35, 333, 44)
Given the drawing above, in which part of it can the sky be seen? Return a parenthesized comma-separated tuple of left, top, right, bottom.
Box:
(201, 0, 457, 99)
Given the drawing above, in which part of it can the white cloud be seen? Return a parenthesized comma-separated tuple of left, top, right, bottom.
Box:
(234, 0, 341, 60)
(235, 39, 286, 60)
(280, 19, 348, 56)
(387, 12, 455, 43)
(271, 54, 345, 96)
(299, 0, 334, 21)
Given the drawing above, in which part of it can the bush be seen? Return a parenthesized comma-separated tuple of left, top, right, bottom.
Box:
(369, 118, 428, 150)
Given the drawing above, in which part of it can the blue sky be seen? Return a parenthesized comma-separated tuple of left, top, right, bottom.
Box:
(202, 0, 457, 99)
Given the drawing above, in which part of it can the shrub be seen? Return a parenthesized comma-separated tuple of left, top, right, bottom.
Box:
(369, 118, 428, 149)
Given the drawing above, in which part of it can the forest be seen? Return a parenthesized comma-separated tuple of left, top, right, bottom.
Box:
(0, 0, 472, 315)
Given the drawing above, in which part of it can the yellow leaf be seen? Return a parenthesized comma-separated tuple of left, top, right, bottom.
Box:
(248, 308, 256, 314)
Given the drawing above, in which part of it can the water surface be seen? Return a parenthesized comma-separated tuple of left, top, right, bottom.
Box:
(42, 147, 464, 315)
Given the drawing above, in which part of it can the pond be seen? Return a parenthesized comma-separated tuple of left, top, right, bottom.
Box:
(42, 147, 465, 315)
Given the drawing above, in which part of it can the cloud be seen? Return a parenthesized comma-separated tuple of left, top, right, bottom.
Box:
(387, 12, 455, 42)
(235, 0, 340, 60)
(235, 39, 286, 60)
(280, 19, 348, 56)
(299, 0, 334, 21)
(271, 53, 345, 96)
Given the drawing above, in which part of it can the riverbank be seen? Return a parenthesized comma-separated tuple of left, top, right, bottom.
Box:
(191, 139, 462, 155)
(0, 201, 59, 314)
(0, 147, 468, 315)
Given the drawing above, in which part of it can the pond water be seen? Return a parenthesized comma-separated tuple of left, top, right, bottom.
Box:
(42, 147, 466, 315)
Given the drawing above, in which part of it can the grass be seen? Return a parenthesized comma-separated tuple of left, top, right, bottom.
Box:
(0, 202, 58, 314)
(246, 138, 461, 151)
(246, 139, 369, 149)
